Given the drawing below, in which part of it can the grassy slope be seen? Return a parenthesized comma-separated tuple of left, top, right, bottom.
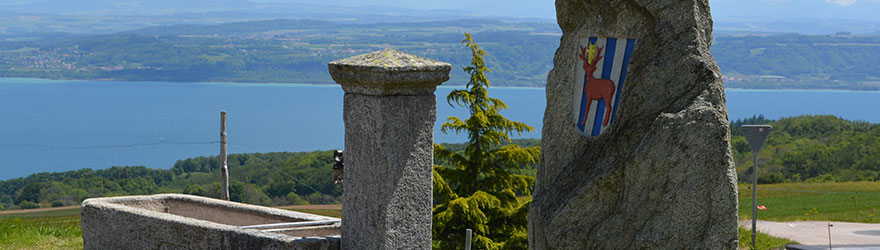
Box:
(0, 205, 336, 250)
(735, 182, 880, 249)
(738, 182, 880, 223)
(738, 226, 797, 250)
(4, 181, 879, 249)
(0, 208, 82, 250)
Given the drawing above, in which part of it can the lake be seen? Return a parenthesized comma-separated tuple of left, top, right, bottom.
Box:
(2, 78, 879, 180)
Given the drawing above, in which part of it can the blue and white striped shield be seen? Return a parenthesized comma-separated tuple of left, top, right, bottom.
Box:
(573, 37, 636, 137)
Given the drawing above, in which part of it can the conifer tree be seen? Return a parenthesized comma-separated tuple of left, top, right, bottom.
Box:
(432, 33, 540, 250)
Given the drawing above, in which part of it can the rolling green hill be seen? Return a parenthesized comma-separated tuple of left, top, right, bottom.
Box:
(732, 115, 880, 183)
(0, 140, 543, 211)
(0, 151, 341, 211)
(714, 34, 880, 90)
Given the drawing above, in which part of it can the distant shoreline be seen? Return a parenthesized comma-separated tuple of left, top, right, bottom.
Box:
(0, 76, 537, 89)
(724, 87, 880, 93)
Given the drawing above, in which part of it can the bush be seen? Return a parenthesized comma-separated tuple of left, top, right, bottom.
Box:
(286, 192, 310, 205)
(805, 174, 838, 183)
(51, 201, 65, 207)
(14, 182, 45, 205)
(788, 173, 802, 183)
(758, 173, 784, 184)
(229, 182, 245, 202)
(305, 192, 335, 204)
(19, 200, 39, 209)
(183, 184, 206, 196)
(835, 169, 879, 182)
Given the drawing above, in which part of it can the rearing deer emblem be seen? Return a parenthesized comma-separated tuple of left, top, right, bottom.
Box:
(575, 38, 636, 137)
(578, 43, 615, 127)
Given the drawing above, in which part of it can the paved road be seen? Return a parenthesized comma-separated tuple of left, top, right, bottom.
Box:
(740, 220, 880, 249)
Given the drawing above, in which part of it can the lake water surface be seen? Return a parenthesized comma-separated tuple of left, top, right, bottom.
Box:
(2, 78, 879, 180)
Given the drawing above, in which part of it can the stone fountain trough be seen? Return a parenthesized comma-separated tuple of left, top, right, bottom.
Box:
(81, 194, 340, 250)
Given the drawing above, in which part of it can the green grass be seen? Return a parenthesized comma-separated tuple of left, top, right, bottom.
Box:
(738, 182, 880, 223)
(738, 226, 797, 250)
(1, 208, 81, 218)
(0, 212, 83, 250)
(0, 206, 340, 249)
(5, 181, 877, 249)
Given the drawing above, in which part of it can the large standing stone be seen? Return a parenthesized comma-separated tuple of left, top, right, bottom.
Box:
(529, 0, 738, 249)
(328, 49, 450, 250)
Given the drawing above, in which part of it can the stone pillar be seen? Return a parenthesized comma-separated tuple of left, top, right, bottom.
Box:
(328, 49, 450, 250)
(530, 0, 738, 249)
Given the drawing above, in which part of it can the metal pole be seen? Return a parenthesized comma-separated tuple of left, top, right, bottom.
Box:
(220, 111, 229, 201)
(828, 223, 833, 250)
(743, 124, 772, 249)
(464, 228, 472, 250)
(751, 151, 758, 249)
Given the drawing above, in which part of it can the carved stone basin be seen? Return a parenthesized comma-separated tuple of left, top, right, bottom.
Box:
(81, 194, 340, 250)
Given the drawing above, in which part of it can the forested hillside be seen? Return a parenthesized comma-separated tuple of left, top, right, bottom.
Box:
(0, 151, 341, 210)
(0, 140, 541, 211)
(714, 35, 880, 90)
(1, 116, 878, 210)
(732, 115, 880, 183)
(2, 19, 879, 89)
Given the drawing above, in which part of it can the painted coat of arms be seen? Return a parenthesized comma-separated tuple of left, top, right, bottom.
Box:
(574, 37, 636, 137)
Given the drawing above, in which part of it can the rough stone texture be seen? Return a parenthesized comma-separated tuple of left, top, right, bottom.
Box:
(529, 0, 738, 249)
(342, 94, 435, 249)
(330, 49, 449, 250)
(329, 49, 451, 96)
(81, 194, 340, 250)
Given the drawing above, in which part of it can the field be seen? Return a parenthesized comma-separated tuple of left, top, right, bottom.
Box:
(735, 182, 880, 249)
(3, 182, 879, 249)
(0, 207, 82, 250)
(738, 182, 880, 223)
(0, 204, 340, 250)
(738, 226, 796, 250)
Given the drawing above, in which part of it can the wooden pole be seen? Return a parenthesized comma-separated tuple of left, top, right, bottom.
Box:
(220, 111, 229, 201)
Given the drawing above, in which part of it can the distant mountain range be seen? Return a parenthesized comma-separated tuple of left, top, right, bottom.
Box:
(0, 0, 555, 19)
(711, 0, 880, 23)
(0, 0, 510, 21)
(714, 17, 880, 35)
(2, 0, 879, 36)
(6, 0, 880, 24)
(0, 0, 553, 35)
(0, 0, 254, 15)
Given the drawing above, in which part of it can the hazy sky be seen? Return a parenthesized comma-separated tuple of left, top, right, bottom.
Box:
(276, 0, 880, 21)
(2, 0, 880, 21)
(711, 0, 880, 21)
